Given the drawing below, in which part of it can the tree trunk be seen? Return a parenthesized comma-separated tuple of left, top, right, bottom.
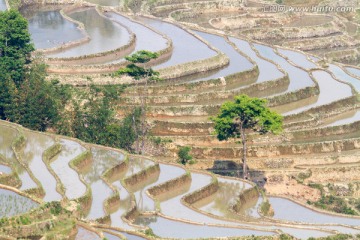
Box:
(240, 123, 247, 179)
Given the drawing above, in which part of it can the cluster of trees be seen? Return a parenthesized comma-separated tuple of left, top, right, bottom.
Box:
(0, 10, 148, 153)
(0, 10, 66, 131)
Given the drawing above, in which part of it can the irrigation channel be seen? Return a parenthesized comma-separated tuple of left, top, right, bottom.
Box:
(1, 1, 360, 239)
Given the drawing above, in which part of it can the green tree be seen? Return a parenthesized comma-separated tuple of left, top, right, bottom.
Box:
(211, 95, 283, 179)
(0, 10, 34, 86)
(116, 50, 160, 154)
(177, 146, 193, 165)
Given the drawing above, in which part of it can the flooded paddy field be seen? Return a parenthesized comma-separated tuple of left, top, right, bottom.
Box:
(24, 6, 85, 50)
(47, 8, 130, 59)
(0, 188, 38, 217)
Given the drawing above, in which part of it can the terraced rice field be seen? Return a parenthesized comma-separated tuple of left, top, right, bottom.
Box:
(1, 0, 360, 238)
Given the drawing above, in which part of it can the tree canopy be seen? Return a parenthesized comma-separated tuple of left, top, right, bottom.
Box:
(0, 10, 34, 86)
(211, 94, 283, 178)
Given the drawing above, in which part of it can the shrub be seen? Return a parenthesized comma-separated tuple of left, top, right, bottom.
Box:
(177, 146, 192, 165)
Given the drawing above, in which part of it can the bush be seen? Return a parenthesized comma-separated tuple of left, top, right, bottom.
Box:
(177, 146, 192, 165)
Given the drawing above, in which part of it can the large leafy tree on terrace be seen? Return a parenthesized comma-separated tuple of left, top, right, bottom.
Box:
(211, 95, 283, 179)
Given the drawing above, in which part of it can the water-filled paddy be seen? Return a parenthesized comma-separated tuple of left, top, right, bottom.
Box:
(134, 163, 185, 212)
(328, 64, 360, 93)
(323, 109, 360, 127)
(84, 0, 120, 6)
(196, 178, 254, 219)
(105, 12, 168, 58)
(269, 197, 360, 226)
(277, 49, 317, 70)
(135, 16, 217, 69)
(48, 8, 130, 59)
(0, 124, 37, 190)
(254, 44, 314, 92)
(0, 164, 11, 174)
(50, 139, 86, 199)
(75, 226, 101, 240)
(345, 67, 360, 78)
(135, 215, 274, 238)
(25, 8, 85, 50)
(21, 131, 62, 202)
(103, 232, 121, 240)
(282, 70, 352, 115)
(230, 38, 283, 83)
(103, 230, 146, 240)
(181, 31, 253, 83)
(85, 148, 125, 219)
(0, 188, 38, 217)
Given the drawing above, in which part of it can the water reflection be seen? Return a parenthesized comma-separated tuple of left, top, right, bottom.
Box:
(21, 131, 62, 202)
(25, 7, 84, 49)
(48, 8, 130, 58)
(254, 43, 314, 92)
(230, 38, 283, 83)
(135, 16, 216, 69)
(0, 124, 37, 190)
(50, 139, 87, 199)
(104, 12, 168, 64)
(282, 70, 352, 115)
